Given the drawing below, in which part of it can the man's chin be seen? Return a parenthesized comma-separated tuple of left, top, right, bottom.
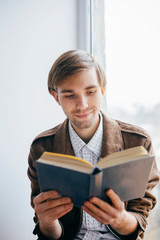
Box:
(72, 120, 93, 130)
(75, 123, 91, 130)
(70, 111, 99, 130)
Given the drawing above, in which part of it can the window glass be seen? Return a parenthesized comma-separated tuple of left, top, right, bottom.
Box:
(92, 0, 107, 111)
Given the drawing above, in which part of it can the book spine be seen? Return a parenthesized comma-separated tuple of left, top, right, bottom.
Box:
(89, 171, 102, 199)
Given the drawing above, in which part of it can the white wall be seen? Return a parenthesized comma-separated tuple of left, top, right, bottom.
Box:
(0, 1, 78, 239)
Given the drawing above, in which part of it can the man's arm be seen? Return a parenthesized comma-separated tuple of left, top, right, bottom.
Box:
(33, 190, 73, 239)
(28, 141, 74, 239)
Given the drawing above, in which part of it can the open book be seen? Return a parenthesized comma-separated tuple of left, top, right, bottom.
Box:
(35, 146, 154, 207)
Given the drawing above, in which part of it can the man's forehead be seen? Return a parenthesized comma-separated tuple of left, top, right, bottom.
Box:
(56, 69, 100, 90)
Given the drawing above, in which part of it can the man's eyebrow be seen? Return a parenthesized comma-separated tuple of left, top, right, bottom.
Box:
(60, 85, 98, 94)
(60, 89, 73, 94)
(85, 85, 98, 90)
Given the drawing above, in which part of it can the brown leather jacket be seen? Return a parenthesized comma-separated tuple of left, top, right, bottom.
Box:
(28, 113, 159, 240)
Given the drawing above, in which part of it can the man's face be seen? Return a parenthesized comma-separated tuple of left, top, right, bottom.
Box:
(52, 69, 105, 137)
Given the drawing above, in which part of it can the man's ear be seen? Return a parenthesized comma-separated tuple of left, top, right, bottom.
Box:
(101, 87, 106, 95)
(50, 90, 61, 105)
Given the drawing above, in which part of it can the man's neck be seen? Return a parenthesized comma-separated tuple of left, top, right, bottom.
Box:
(75, 126, 99, 144)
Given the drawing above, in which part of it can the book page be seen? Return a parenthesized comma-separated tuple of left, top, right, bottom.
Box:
(97, 146, 149, 169)
(38, 152, 94, 173)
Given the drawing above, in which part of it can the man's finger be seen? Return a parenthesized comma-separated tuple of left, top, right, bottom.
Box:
(41, 202, 74, 220)
(33, 190, 59, 205)
(37, 197, 72, 213)
(106, 189, 124, 210)
(88, 197, 118, 218)
(82, 203, 108, 224)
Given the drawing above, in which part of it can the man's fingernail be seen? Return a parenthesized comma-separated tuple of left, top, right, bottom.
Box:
(65, 198, 71, 203)
(68, 203, 73, 208)
(53, 191, 58, 196)
(106, 189, 112, 194)
(84, 201, 89, 206)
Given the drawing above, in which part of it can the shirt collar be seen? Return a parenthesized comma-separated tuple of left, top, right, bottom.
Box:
(69, 113, 103, 158)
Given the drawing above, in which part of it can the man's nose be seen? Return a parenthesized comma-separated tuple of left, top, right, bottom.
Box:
(76, 96, 88, 110)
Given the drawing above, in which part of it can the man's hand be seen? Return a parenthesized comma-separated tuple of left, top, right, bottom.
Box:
(33, 190, 73, 239)
(82, 189, 138, 236)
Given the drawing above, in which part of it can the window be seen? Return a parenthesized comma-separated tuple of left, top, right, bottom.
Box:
(92, 0, 160, 239)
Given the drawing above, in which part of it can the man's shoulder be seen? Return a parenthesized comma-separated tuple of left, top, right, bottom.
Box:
(29, 119, 70, 159)
(102, 112, 150, 139)
(31, 118, 68, 146)
(30, 125, 59, 155)
(32, 125, 59, 144)
(116, 119, 150, 138)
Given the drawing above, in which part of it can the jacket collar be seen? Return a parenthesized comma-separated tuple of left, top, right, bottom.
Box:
(53, 113, 124, 158)
(101, 114, 124, 158)
(53, 119, 75, 156)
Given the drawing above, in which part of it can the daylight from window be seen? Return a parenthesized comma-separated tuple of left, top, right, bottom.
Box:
(104, 1, 160, 239)
(105, 0, 160, 158)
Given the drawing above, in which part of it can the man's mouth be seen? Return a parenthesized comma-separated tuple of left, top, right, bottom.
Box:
(74, 111, 93, 119)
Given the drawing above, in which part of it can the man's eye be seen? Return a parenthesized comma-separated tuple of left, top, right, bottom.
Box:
(65, 95, 74, 98)
(87, 90, 95, 95)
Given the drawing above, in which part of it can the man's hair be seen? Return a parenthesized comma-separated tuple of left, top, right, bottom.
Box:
(48, 49, 106, 93)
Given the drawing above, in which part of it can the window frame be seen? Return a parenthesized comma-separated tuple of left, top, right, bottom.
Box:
(77, 0, 92, 53)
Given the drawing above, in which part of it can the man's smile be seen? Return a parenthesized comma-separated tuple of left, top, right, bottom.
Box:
(74, 111, 93, 119)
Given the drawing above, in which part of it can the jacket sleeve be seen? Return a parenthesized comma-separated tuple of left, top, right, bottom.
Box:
(27, 143, 41, 208)
(27, 141, 64, 240)
(126, 136, 159, 239)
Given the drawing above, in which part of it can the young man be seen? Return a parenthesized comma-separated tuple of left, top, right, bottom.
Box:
(28, 50, 159, 240)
